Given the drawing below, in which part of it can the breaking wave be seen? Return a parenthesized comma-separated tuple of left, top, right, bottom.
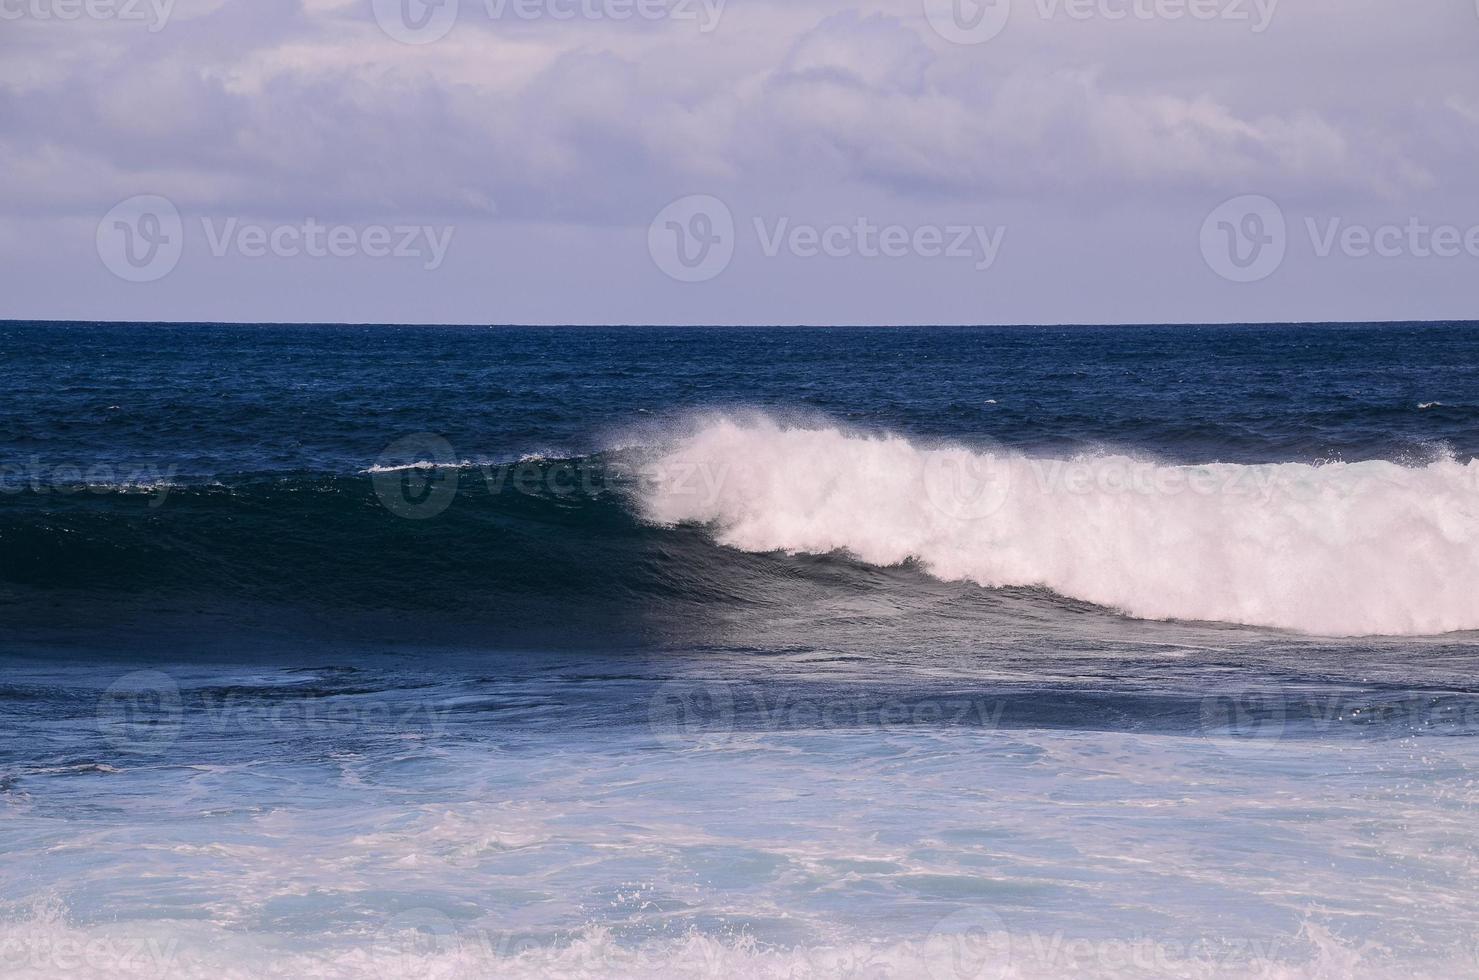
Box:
(638, 414, 1479, 636)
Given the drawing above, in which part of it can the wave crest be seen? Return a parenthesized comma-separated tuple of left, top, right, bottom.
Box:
(638, 415, 1479, 636)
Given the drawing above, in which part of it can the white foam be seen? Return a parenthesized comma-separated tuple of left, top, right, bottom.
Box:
(361, 452, 566, 475)
(637, 414, 1479, 636)
(0, 910, 1439, 980)
(360, 460, 474, 474)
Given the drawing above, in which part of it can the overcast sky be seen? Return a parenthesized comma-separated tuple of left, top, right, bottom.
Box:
(3, 0, 1478, 324)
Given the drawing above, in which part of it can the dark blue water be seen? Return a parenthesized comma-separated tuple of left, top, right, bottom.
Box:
(2, 321, 1476, 644)
(4, 322, 1478, 477)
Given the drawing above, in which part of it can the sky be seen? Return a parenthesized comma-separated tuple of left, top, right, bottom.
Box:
(2, 0, 1478, 324)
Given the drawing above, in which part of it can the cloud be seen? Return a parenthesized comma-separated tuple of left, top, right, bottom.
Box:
(3, 0, 1478, 323)
(2, 0, 1462, 226)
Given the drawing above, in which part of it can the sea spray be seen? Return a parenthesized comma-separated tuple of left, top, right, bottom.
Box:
(639, 414, 1479, 636)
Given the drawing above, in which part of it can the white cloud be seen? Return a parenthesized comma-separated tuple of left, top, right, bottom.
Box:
(2, 0, 1476, 322)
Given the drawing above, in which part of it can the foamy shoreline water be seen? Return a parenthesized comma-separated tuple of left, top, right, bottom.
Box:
(6, 655, 1477, 980)
(2, 913, 1458, 980)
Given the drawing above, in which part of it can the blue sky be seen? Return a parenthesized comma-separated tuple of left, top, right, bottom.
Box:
(3, 0, 1479, 323)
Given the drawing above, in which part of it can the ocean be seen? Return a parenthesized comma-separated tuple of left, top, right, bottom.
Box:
(1, 321, 1477, 978)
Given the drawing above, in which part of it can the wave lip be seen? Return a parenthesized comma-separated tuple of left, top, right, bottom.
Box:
(637, 414, 1479, 637)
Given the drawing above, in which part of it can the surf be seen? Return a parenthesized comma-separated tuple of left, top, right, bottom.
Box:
(636, 413, 1479, 637)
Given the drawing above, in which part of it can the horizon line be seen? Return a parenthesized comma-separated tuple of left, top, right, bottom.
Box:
(4, 318, 1479, 330)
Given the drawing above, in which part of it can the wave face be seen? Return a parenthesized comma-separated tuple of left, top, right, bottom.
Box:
(639, 415, 1479, 636)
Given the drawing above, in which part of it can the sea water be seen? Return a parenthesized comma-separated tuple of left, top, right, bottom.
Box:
(1, 322, 1476, 977)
